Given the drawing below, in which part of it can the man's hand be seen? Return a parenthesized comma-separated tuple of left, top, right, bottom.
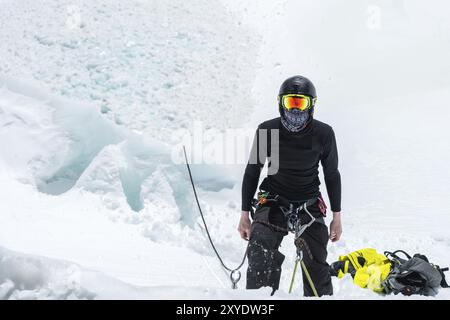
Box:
(329, 212, 342, 242)
(238, 211, 252, 241)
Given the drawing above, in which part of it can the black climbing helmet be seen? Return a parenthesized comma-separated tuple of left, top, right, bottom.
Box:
(278, 75, 317, 98)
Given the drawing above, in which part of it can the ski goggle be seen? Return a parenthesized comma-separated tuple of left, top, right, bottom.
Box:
(279, 94, 317, 111)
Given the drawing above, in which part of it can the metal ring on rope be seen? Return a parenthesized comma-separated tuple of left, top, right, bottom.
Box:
(230, 270, 242, 289)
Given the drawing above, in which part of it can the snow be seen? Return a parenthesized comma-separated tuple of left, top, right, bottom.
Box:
(0, 245, 281, 300)
(0, 0, 259, 139)
(1, 0, 450, 300)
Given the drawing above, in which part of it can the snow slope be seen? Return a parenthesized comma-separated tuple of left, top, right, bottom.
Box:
(1, 0, 450, 300)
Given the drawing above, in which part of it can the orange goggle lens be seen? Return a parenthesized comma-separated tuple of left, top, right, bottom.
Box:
(281, 95, 314, 111)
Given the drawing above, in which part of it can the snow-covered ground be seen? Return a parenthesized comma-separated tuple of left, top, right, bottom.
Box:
(1, 0, 450, 299)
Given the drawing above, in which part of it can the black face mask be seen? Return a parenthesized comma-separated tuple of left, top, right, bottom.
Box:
(280, 107, 313, 132)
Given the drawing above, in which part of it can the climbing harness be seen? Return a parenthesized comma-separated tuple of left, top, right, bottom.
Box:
(252, 191, 326, 231)
(252, 191, 321, 297)
(183, 146, 248, 289)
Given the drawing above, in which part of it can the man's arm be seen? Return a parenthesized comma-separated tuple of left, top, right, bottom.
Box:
(321, 127, 342, 241)
(241, 127, 266, 212)
(239, 127, 266, 240)
(321, 127, 341, 213)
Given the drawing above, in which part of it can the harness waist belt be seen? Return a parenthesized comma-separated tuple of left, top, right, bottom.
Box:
(252, 190, 318, 211)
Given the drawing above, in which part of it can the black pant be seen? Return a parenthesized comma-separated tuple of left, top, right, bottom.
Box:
(246, 203, 333, 297)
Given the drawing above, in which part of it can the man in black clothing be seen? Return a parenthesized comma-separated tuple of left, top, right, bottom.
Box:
(238, 75, 342, 296)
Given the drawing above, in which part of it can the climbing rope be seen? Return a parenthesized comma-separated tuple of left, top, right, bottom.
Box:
(183, 146, 248, 289)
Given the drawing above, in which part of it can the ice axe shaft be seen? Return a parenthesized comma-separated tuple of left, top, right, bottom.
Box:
(288, 258, 299, 294)
(301, 260, 319, 297)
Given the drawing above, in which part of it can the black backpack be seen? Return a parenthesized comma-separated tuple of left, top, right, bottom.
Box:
(382, 250, 449, 296)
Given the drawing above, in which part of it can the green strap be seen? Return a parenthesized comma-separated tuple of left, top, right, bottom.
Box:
(288, 259, 299, 294)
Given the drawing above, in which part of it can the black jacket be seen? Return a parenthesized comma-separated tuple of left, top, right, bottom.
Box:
(241, 117, 341, 212)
